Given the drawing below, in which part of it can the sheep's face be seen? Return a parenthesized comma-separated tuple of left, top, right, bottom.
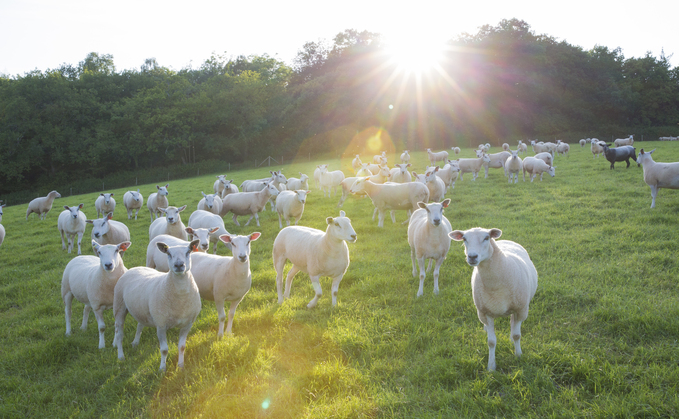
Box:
(449, 227, 502, 267)
(266, 182, 280, 197)
(482, 154, 491, 164)
(637, 149, 655, 167)
(64, 204, 83, 219)
(272, 171, 288, 185)
(130, 191, 141, 202)
(418, 199, 450, 227)
(185, 227, 214, 252)
(300, 174, 309, 183)
(49, 191, 62, 199)
(157, 184, 169, 196)
(203, 193, 216, 209)
(349, 178, 368, 194)
(161, 205, 186, 224)
(295, 190, 309, 204)
(447, 161, 461, 172)
(327, 210, 357, 243)
(511, 150, 519, 159)
(101, 193, 114, 204)
(424, 167, 439, 182)
(395, 164, 410, 174)
(93, 241, 130, 271)
(158, 240, 199, 274)
(88, 215, 113, 238)
(220, 232, 260, 263)
(547, 166, 556, 177)
(377, 165, 390, 177)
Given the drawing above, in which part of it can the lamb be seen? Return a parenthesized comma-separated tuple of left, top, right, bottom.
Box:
(365, 163, 387, 175)
(112, 240, 202, 371)
(407, 199, 452, 297)
(437, 160, 461, 191)
(197, 192, 223, 215)
(88, 213, 131, 246)
(505, 150, 523, 184)
(276, 190, 310, 228)
(149, 205, 188, 241)
(356, 163, 373, 177)
(188, 210, 231, 254)
(58, 204, 87, 255)
(147, 184, 169, 220)
(483, 151, 511, 178)
(522, 157, 556, 182)
(95, 193, 116, 218)
(456, 154, 491, 181)
(400, 150, 411, 164)
(602, 143, 637, 169)
(273, 210, 357, 308)
(349, 177, 429, 227)
(123, 189, 144, 220)
(426, 148, 449, 166)
(591, 139, 605, 158)
(414, 167, 445, 202)
(390, 164, 412, 183)
(146, 227, 218, 270)
(449, 227, 538, 371)
(637, 148, 679, 208)
(318, 165, 346, 197)
(533, 152, 553, 167)
(191, 233, 261, 337)
(213, 175, 238, 198)
(556, 142, 570, 157)
(286, 173, 310, 191)
(62, 240, 131, 348)
(221, 181, 280, 227)
(502, 143, 510, 151)
(614, 135, 634, 147)
(26, 190, 61, 220)
(351, 155, 363, 173)
(451, 147, 461, 155)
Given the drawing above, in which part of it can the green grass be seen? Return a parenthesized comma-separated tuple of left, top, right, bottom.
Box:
(2, 142, 679, 418)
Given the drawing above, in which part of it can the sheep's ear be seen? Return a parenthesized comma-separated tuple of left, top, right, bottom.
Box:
(159, 207, 167, 214)
(110, 193, 114, 196)
(209, 227, 220, 234)
(165, 184, 169, 188)
(407, 163, 411, 167)
(118, 241, 131, 254)
(449, 231, 465, 241)
(100, 193, 105, 197)
(649, 149, 656, 154)
(489, 228, 502, 239)
(326, 217, 334, 225)
(202, 192, 207, 197)
(188, 239, 200, 253)
(106, 212, 113, 220)
(435, 166, 440, 172)
(442, 199, 451, 208)
(64, 205, 70, 210)
(185, 227, 194, 235)
(156, 185, 161, 190)
(78, 203, 84, 209)
(249, 232, 261, 241)
(86, 219, 94, 224)
(219, 234, 233, 244)
(417, 202, 427, 209)
(339, 210, 346, 217)
(157, 242, 169, 254)
(306, 190, 311, 194)
(137, 188, 140, 193)
(92, 240, 101, 254)
(177, 205, 187, 212)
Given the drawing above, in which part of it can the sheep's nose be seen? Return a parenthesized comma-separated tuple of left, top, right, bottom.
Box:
(467, 253, 478, 263)
(350, 234, 357, 241)
(104, 263, 113, 270)
(201, 244, 208, 250)
(174, 262, 185, 272)
(433, 219, 441, 226)
(94, 233, 100, 238)
(239, 255, 247, 263)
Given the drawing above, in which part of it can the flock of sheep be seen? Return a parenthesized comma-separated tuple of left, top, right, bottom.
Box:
(3, 135, 678, 373)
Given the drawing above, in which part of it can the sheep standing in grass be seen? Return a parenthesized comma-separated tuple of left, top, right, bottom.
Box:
(427, 148, 449, 167)
(113, 240, 202, 371)
(123, 190, 144, 220)
(273, 210, 357, 308)
(88, 213, 131, 246)
(457, 154, 491, 181)
(356, 163, 373, 177)
(95, 193, 116, 218)
(352, 155, 363, 173)
(373, 151, 387, 165)
(602, 143, 637, 169)
(350, 177, 429, 227)
(149, 206, 188, 241)
(408, 199, 452, 297)
(0, 223, 4, 247)
(62, 240, 131, 348)
(221, 182, 280, 227)
(522, 157, 556, 182)
(188, 210, 232, 254)
(637, 148, 679, 208)
(286, 173, 309, 191)
(414, 167, 445, 202)
(197, 192, 223, 215)
(483, 151, 511, 178)
(436, 160, 460, 191)
(26, 190, 61, 220)
(502, 143, 510, 151)
(319, 165, 346, 198)
(591, 139, 605, 158)
(579, 139, 586, 147)
(147, 184, 169, 220)
(452, 147, 461, 155)
(390, 164, 412, 183)
(614, 135, 634, 147)
(556, 142, 570, 157)
(192, 233, 260, 337)
(505, 150, 523, 184)
(58, 204, 87, 255)
(533, 152, 553, 167)
(214, 177, 238, 199)
(276, 190, 310, 228)
(400, 150, 411, 164)
(146, 227, 218, 270)
(449, 227, 538, 371)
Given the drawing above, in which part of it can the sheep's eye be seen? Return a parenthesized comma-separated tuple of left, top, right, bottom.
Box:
(334, 222, 340, 227)
(483, 236, 489, 241)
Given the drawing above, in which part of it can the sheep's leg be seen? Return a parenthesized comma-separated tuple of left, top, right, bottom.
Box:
(390, 210, 396, 224)
(113, 308, 128, 359)
(64, 292, 73, 336)
(510, 313, 524, 358)
(254, 213, 260, 227)
(330, 275, 343, 306)
(60, 230, 67, 250)
(484, 166, 489, 179)
(232, 214, 241, 227)
(93, 306, 107, 349)
(308, 275, 323, 308)
(81, 305, 91, 331)
(225, 299, 242, 335)
(372, 208, 378, 221)
(432, 257, 444, 295)
(131, 323, 144, 347)
(377, 210, 385, 228)
(134, 209, 139, 220)
(76, 232, 83, 255)
(177, 322, 194, 369)
(157, 327, 169, 371)
(416, 256, 426, 297)
(215, 300, 227, 337)
(484, 317, 497, 371)
(278, 213, 283, 229)
(274, 256, 287, 303)
(284, 265, 300, 300)
(410, 247, 418, 278)
(650, 185, 658, 208)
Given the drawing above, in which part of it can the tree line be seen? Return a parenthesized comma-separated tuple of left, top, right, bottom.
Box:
(1, 18, 678, 197)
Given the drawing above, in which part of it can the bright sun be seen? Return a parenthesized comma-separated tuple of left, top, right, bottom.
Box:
(385, 34, 447, 74)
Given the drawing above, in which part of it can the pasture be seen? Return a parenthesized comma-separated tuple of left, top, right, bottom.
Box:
(1, 142, 679, 418)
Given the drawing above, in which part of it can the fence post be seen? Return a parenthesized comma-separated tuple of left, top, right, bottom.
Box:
(103, 182, 105, 191)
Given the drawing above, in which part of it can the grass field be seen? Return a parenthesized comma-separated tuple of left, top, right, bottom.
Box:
(1, 142, 679, 418)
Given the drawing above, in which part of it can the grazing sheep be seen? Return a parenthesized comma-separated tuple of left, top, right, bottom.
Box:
(407, 199, 452, 297)
(556, 142, 570, 157)
(505, 150, 523, 184)
(123, 189, 144, 220)
(319, 165, 346, 198)
(26, 190, 61, 220)
(58, 204, 87, 255)
(579, 139, 586, 147)
(522, 157, 556, 182)
(147, 184, 169, 220)
(602, 144, 637, 169)
(483, 151, 511, 178)
(273, 210, 357, 308)
(533, 152, 553, 167)
(451, 147, 461, 155)
(351, 155, 363, 173)
(62, 240, 131, 348)
(400, 150, 411, 164)
(286, 173, 310, 191)
(188, 210, 232, 254)
(149, 205, 188, 241)
(356, 163, 373, 177)
(240, 171, 287, 211)
(276, 190, 310, 228)
(197, 192, 223, 215)
(637, 148, 679, 208)
(457, 154, 491, 181)
(221, 182, 280, 227)
(414, 167, 446, 202)
(426, 148, 449, 166)
(113, 240, 202, 371)
(95, 193, 116, 218)
(449, 227, 538, 371)
(191, 233, 261, 337)
(614, 135, 634, 147)
(88, 213, 131, 246)
(365, 163, 387, 175)
(350, 177, 429, 227)
(591, 139, 605, 158)
(437, 160, 461, 191)
(146, 228, 217, 271)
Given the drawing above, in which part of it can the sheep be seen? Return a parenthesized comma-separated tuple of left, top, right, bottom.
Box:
(95, 193, 116, 218)
(336, 165, 391, 207)
(637, 148, 679, 208)
(191, 233, 260, 337)
(112, 240, 202, 371)
(602, 143, 637, 169)
(0, 201, 4, 222)
(451, 147, 461, 155)
(456, 154, 491, 181)
(0, 223, 4, 247)
(437, 160, 461, 191)
(351, 155, 363, 173)
(483, 151, 511, 178)
(146, 227, 218, 270)
(543, 142, 558, 157)
(149, 205, 188, 241)
(390, 164, 412, 183)
(197, 192, 223, 215)
(426, 148, 449, 166)
(88, 213, 131, 246)
(26, 190, 61, 220)
(373, 151, 387, 165)
(579, 139, 586, 147)
(505, 150, 523, 184)
(414, 167, 445, 202)
(147, 184, 169, 220)
(188, 210, 232, 254)
(58, 204, 87, 255)
(62, 240, 131, 348)
(214, 176, 239, 199)
(276, 190, 310, 228)
(349, 177, 429, 227)
(533, 152, 553, 167)
(318, 165, 346, 197)
(221, 181, 280, 227)
(478, 144, 490, 153)
(522, 157, 556, 182)
(502, 143, 510, 151)
(532, 142, 549, 154)
(313, 166, 323, 190)
(591, 139, 605, 158)
(356, 163, 373, 177)
(449, 227, 538, 371)
(365, 162, 387, 175)
(286, 173, 310, 191)
(517, 142, 528, 155)
(400, 150, 411, 164)
(240, 171, 287, 211)
(273, 210, 357, 308)
(123, 189, 144, 220)
(614, 135, 634, 147)
(556, 142, 570, 157)
(407, 199, 452, 297)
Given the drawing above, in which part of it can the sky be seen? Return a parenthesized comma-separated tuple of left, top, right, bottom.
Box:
(1, 0, 678, 76)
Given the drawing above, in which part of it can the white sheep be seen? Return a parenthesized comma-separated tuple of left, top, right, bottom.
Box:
(437, 160, 460, 191)
(276, 190, 310, 228)
(532, 142, 549, 154)
(286, 173, 310, 191)
(191, 233, 261, 337)
(349, 177, 429, 227)
(313, 166, 323, 190)
(556, 142, 570, 157)
(26, 190, 61, 220)
(413, 167, 445, 202)
(522, 157, 556, 182)
(449, 227, 538, 371)
(62, 240, 131, 348)
(373, 151, 387, 165)
(188, 210, 232, 254)
(505, 150, 523, 184)
(579, 139, 586, 147)
(149, 205, 188, 241)
(221, 181, 280, 227)
(95, 193, 116, 218)
(113, 240, 202, 371)
(365, 162, 387, 175)
(400, 150, 411, 164)
(390, 164, 412, 183)
(240, 171, 287, 211)
(426, 148, 449, 166)
(147, 184, 169, 220)
(88, 213, 131, 246)
(502, 143, 510, 151)
(0, 201, 4, 222)
(591, 139, 605, 158)
(123, 189, 144, 220)
(451, 147, 461, 155)
(483, 151, 511, 178)
(517, 142, 528, 155)
(58, 204, 87, 255)
(356, 163, 373, 177)
(351, 155, 363, 173)
(273, 210, 357, 308)
(533, 152, 553, 167)
(197, 192, 223, 215)
(637, 148, 679, 208)
(456, 154, 491, 181)
(146, 227, 218, 270)
(614, 135, 634, 147)
(214, 176, 238, 199)
(318, 165, 346, 198)
(407, 199, 452, 297)
(0, 223, 4, 247)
